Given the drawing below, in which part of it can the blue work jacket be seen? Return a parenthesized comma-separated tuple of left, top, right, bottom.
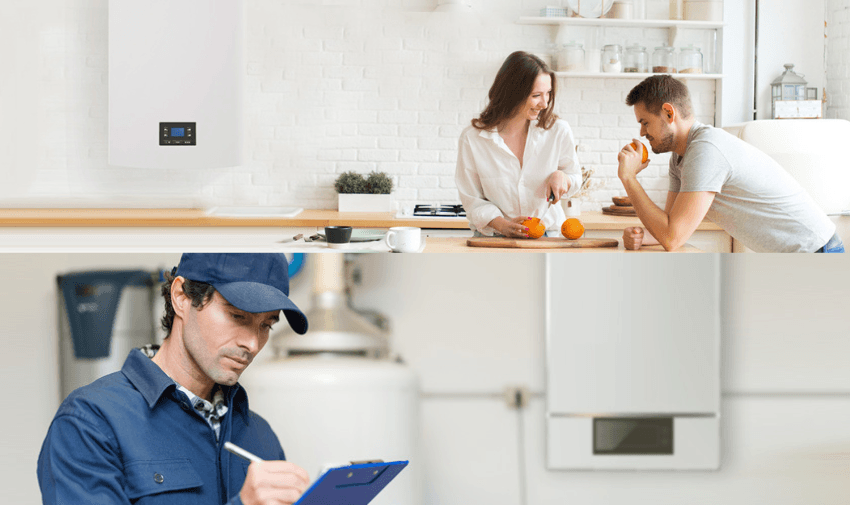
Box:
(38, 349, 286, 504)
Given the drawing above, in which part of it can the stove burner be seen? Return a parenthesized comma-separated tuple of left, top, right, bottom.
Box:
(413, 204, 466, 218)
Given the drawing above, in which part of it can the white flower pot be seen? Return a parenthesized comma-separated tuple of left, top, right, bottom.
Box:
(563, 198, 581, 217)
(338, 194, 393, 213)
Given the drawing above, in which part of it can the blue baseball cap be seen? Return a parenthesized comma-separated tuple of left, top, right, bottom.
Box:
(174, 253, 308, 334)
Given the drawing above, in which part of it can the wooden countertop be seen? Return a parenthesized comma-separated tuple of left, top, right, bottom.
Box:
(0, 208, 724, 231)
(422, 237, 702, 253)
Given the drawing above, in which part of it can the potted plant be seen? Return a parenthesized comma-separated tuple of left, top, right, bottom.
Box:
(334, 171, 394, 213)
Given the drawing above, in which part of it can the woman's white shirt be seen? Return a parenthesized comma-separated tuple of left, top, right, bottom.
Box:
(454, 119, 582, 235)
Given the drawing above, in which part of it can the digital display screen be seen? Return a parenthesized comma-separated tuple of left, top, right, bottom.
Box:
(160, 122, 195, 146)
(593, 417, 673, 455)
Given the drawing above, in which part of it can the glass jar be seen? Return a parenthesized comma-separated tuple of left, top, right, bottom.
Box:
(602, 44, 623, 73)
(623, 44, 648, 73)
(678, 45, 704, 74)
(652, 45, 677, 74)
(608, 0, 633, 19)
(557, 41, 585, 72)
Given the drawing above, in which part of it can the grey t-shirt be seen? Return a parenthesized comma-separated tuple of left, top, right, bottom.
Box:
(669, 122, 835, 252)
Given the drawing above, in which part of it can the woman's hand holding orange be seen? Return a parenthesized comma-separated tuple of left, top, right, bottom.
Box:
(488, 216, 531, 238)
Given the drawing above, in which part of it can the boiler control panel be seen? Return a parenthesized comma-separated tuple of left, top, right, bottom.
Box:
(593, 417, 673, 455)
(160, 122, 196, 146)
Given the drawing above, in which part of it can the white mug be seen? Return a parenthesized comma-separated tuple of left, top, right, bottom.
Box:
(384, 227, 421, 253)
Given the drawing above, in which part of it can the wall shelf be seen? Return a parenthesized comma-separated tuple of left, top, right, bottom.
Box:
(518, 17, 724, 30)
(554, 72, 723, 80)
(520, 17, 724, 49)
(519, 15, 726, 124)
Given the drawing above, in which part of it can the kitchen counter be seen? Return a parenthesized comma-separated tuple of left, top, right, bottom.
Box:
(421, 237, 702, 253)
(0, 208, 724, 230)
(0, 208, 722, 252)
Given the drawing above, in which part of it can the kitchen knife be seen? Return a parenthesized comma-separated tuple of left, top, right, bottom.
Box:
(532, 191, 556, 219)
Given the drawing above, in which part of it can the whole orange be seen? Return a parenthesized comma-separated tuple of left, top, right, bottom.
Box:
(561, 218, 584, 240)
(630, 140, 649, 163)
(521, 217, 546, 239)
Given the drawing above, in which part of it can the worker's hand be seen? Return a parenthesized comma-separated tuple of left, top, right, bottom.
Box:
(622, 226, 644, 250)
(617, 139, 650, 182)
(240, 460, 310, 505)
(544, 171, 570, 204)
(488, 216, 531, 239)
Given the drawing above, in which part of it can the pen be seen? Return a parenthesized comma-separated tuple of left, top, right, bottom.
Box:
(224, 441, 264, 463)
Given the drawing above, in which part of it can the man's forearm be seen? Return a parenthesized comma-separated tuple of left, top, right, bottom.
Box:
(621, 177, 672, 247)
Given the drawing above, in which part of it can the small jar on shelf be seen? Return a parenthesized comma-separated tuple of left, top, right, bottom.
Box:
(607, 0, 633, 19)
(652, 45, 677, 74)
(678, 45, 704, 74)
(623, 44, 649, 73)
(602, 44, 623, 73)
(556, 41, 586, 72)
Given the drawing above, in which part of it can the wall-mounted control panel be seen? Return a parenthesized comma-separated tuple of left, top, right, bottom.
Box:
(160, 122, 196, 146)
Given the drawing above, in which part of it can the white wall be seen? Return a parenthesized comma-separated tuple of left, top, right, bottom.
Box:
(3, 1, 842, 209)
(826, 0, 850, 119)
(3, 0, 722, 212)
(0, 1, 64, 200)
(722, 0, 756, 124)
(756, 0, 826, 119)
(6, 253, 848, 504)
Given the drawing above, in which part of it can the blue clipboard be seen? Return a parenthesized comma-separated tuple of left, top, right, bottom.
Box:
(294, 460, 408, 505)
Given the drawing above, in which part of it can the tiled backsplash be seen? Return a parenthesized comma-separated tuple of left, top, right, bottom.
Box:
(827, 0, 850, 121)
(26, 0, 717, 211)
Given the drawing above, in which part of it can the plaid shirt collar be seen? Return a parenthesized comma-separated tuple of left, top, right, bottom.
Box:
(140, 344, 229, 439)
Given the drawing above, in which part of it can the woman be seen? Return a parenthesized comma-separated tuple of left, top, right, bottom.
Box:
(455, 51, 582, 238)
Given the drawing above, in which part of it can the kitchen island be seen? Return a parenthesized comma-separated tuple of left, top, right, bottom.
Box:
(0, 208, 726, 252)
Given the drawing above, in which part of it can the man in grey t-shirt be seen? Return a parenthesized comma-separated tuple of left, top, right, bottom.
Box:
(616, 75, 842, 253)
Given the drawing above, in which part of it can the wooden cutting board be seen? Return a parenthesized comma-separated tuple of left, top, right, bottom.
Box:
(602, 205, 637, 216)
(467, 237, 619, 249)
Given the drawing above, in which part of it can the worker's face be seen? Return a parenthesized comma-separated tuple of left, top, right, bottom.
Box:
(634, 102, 676, 154)
(180, 288, 279, 386)
(520, 72, 552, 121)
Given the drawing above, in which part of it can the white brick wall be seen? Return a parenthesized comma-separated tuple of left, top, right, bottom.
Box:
(19, 0, 717, 211)
(827, 0, 850, 119)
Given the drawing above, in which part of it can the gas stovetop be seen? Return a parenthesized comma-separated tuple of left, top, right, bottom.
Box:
(412, 204, 466, 218)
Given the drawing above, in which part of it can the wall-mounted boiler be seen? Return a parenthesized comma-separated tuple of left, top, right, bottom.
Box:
(108, 0, 245, 169)
(546, 256, 721, 470)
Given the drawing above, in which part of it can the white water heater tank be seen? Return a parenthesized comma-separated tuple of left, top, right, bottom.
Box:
(108, 0, 245, 169)
(241, 356, 421, 505)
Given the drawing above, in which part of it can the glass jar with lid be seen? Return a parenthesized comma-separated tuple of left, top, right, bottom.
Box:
(623, 44, 649, 73)
(602, 44, 623, 73)
(557, 41, 585, 73)
(678, 45, 704, 74)
(652, 45, 677, 74)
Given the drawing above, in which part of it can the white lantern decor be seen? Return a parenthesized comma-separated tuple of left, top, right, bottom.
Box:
(771, 64, 821, 119)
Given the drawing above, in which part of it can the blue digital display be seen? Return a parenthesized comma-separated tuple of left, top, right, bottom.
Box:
(171, 127, 185, 137)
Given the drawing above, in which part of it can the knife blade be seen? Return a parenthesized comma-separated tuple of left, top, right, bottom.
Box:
(532, 191, 556, 220)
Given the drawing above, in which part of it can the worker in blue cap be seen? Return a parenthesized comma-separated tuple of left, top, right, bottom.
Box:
(39, 253, 310, 505)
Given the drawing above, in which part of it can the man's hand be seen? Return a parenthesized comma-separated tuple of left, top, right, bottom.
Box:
(544, 171, 570, 204)
(617, 138, 650, 182)
(488, 216, 531, 238)
(622, 227, 644, 250)
(240, 461, 310, 505)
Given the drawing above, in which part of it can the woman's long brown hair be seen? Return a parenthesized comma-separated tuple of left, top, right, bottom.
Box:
(472, 51, 558, 131)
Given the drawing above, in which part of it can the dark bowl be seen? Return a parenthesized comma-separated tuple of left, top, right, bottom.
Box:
(324, 226, 353, 245)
